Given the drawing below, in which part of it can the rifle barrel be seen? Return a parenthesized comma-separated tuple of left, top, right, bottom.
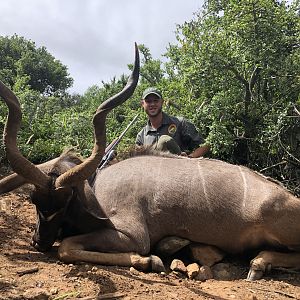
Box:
(105, 113, 139, 154)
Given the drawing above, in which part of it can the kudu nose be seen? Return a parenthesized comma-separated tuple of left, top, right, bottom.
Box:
(31, 238, 52, 252)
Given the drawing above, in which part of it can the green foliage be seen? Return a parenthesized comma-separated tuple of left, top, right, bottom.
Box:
(0, 35, 73, 95)
(164, 0, 299, 157)
(0, 35, 77, 163)
(1, 4, 299, 194)
(160, 0, 300, 192)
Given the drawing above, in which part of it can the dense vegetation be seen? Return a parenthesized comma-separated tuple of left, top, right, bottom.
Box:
(0, 0, 299, 193)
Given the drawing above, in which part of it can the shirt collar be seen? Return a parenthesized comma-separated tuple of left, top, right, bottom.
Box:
(145, 112, 171, 134)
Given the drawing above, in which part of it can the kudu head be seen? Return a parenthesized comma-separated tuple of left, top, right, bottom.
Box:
(0, 44, 140, 251)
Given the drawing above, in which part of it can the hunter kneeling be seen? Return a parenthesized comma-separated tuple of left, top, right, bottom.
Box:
(136, 87, 210, 158)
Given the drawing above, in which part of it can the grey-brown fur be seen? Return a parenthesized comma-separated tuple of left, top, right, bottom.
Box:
(127, 145, 181, 158)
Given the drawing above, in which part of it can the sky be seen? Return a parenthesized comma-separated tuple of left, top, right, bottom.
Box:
(0, 0, 204, 94)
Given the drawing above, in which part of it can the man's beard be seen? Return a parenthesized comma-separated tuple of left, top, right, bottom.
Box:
(147, 106, 162, 117)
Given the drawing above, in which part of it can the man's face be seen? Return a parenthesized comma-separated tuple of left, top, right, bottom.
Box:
(142, 94, 163, 117)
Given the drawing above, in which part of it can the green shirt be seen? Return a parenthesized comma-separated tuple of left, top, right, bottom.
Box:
(136, 112, 204, 152)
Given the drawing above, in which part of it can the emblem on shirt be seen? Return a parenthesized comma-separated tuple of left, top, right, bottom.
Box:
(168, 124, 177, 135)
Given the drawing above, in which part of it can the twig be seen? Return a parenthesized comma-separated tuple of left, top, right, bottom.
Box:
(17, 267, 39, 276)
(260, 161, 287, 172)
(278, 137, 300, 165)
(285, 158, 300, 168)
(97, 292, 126, 299)
(294, 105, 300, 116)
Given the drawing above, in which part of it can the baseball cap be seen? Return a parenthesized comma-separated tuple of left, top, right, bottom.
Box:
(142, 87, 162, 99)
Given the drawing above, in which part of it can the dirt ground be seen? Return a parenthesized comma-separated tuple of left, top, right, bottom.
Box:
(1, 173, 300, 299)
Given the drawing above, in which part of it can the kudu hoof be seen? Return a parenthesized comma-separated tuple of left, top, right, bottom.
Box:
(247, 262, 272, 281)
(246, 268, 264, 281)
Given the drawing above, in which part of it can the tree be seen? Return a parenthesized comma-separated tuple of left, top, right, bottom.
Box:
(162, 0, 300, 192)
(0, 35, 73, 95)
(0, 35, 76, 164)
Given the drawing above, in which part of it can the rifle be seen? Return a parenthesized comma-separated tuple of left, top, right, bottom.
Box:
(98, 113, 139, 170)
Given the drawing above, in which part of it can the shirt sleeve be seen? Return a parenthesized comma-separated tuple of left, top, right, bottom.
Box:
(135, 130, 143, 146)
(180, 119, 204, 151)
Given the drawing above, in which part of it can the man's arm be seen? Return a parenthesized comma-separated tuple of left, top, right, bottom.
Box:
(188, 144, 210, 158)
(135, 130, 143, 146)
(180, 118, 209, 157)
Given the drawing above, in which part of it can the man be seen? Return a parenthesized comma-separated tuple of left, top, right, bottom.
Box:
(136, 87, 210, 158)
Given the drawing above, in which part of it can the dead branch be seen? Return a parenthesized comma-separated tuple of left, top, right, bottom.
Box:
(17, 267, 39, 276)
(260, 161, 287, 172)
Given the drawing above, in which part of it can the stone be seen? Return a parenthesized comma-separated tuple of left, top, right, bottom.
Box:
(186, 263, 200, 279)
(195, 265, 214, 281)
(170, 259, 187, 274)
(129, 267, 140, 275)
(155, 236, 191, 256)
(211, 263, 233, 280)
(0, 198, 12, 212)
(189, 244, 224, 267)
(50, 287, 58, 295)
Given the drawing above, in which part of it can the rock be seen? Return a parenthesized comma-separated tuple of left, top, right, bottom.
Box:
(170, 259, 187, 274)
(186, 263, 200, 279)
(129, 267, 140, 275)
(0, 198, 12, 212)
(50, 287, 58, 295)
(195, 265, 213, 281)
(211, 263, 233, 280)
(189, 244, 224, 267)
(155, 236, 191, 256)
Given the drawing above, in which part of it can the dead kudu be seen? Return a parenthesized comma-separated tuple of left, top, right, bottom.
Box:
(1, 46, 300, 281)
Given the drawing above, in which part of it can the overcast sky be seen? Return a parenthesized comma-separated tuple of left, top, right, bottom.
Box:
(0, 0, 204, 94)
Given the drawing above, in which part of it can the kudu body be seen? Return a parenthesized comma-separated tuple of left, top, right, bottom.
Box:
(1, 45, 300, 280)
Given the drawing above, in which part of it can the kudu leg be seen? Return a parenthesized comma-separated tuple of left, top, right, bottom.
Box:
(247, 250, 300, 280)
(57, 229, 165, 272)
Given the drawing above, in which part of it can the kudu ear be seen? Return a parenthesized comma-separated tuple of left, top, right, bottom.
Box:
(0, 157, 62, 195)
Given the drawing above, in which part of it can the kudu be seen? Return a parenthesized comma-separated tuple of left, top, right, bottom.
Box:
(1, 45, 300, 281)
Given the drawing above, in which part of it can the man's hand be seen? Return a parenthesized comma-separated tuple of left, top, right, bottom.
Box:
(189, 145, 210, 158)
